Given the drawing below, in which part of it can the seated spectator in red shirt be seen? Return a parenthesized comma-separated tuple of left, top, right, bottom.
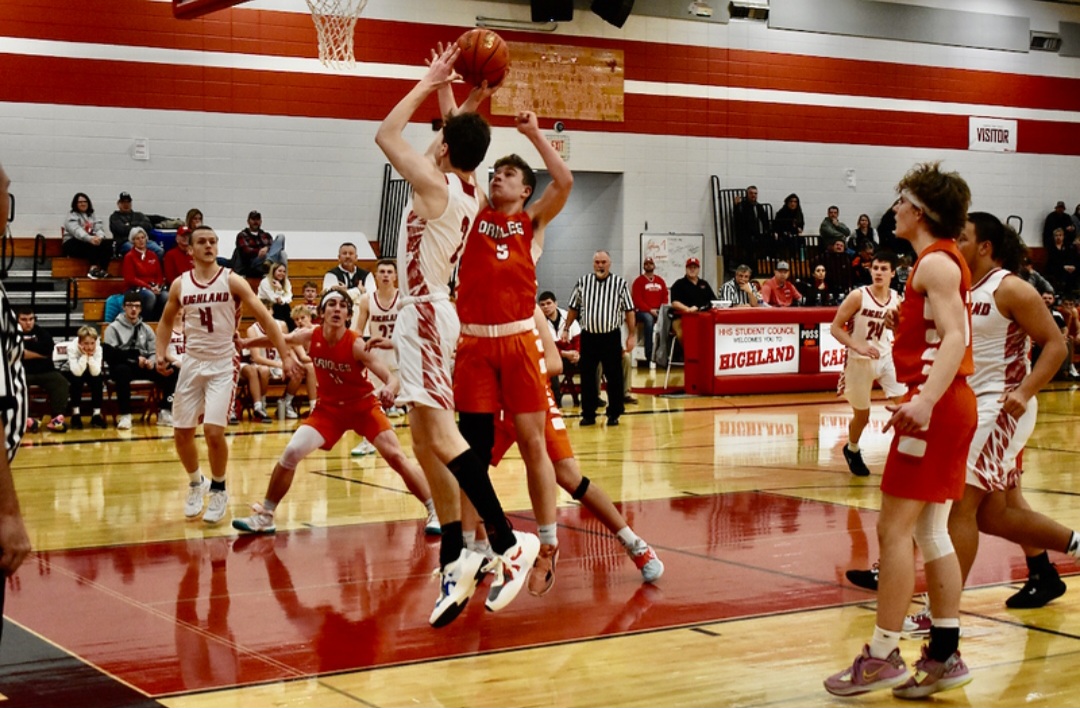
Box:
(163, 226, 195, 284)
(758, 260, 802, 307)
(122, 227, 168, 320)
(631, 256, 668, 365)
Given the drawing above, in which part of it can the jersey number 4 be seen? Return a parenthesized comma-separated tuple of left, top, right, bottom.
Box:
(198, 307, 214, 333)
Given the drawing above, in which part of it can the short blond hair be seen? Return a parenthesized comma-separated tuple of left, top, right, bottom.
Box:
(290, 305, 310, 320)
(76, 325, 99, 342)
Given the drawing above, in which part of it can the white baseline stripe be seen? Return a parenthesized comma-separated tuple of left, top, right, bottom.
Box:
(2, 37, 1078, 124)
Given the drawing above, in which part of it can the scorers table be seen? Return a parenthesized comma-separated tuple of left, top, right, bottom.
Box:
(681, 307, 849, 395)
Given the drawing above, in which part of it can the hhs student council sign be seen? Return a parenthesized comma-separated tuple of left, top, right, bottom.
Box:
(969, 117, 1017, 153)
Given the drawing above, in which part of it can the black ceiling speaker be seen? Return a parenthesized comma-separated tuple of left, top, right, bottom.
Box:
(531, 0, 573, 22)
(591, 0, 634, 28)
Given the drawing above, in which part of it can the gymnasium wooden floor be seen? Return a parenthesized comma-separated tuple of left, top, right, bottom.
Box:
(4, 371, 1080, 707)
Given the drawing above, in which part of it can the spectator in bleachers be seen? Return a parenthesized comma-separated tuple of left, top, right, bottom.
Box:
(17, 308, 69, 432)
(103, 292, 170, 431)
(176, 208, 202, 242)
(121, 227, 168, 320)
(110, 192, 165, 259)
(847, 213, 877, 252)
(1044, 227, 1078, 295)
(797, 264, 831, 305)
(538, 290, 580, 404)
(1072, 203, 1080, 236)
(772, 193, 805, 245)
(63, 192, 112, 280)
(631, 257, 668, 367)
(258, 262, 294, 328)
(65, 325, 106, 430)
(817, 237, 855, 297)
(301, 280, 321, 324)
(164, 225, 194, 284)
(718, 264, 761, 309)
(850, 240, 876, 287)
(758, 261, 803, 307)
(1019, 256, 1055, 297)
(245, 319, 314, 419)
(1043, 200, 1076, 250)
(1059, 295, 1080, 379)
(733, 186, 770, 266)
(232, 210, 285, 277)
(894, 254, 913, 293)
(818, 205, 851, 247)
(323, 242, 374, 302)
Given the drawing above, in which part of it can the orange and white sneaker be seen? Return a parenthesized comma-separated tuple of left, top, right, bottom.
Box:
(629, 539, 664, 583)
(485, 530, 540, 612)
(528, 543, 559, 596)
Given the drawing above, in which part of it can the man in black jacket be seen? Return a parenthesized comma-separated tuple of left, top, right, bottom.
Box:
(110, 192, 165, 258)
(16, 308, 69, 432)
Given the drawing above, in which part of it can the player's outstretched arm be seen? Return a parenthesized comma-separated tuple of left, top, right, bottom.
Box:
(377, 44, 460, 218)
(519, 111, 572, 243)
(230, 273, 301, 379)
(829, 289, 876, 357)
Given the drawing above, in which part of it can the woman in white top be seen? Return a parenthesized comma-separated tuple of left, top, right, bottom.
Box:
(62, 192, 112, 279)
(258, 262, 294, 327)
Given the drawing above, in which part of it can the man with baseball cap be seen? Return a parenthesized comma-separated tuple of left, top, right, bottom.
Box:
(758, 260, 803, 307)
(670, 257, 716, 340)
(631, 256, 668, 366)
(1043, 200, 1076, 250)
(109, 191, 165, 258)
(233, 210, 286, 277)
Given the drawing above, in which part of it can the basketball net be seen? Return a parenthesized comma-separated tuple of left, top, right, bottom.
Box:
(305, 0, 367, 70)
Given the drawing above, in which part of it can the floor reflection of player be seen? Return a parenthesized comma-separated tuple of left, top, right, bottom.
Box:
(234, 531, 435, 674)
(231, 288, 438, 535)
(175, 539, 238, 691)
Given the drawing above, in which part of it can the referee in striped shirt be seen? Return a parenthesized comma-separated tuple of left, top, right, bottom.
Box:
(562, 251, 636, 426)
(0, 162, 32, 646)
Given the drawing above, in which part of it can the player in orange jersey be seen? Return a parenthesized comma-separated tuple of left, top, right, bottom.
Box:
(231, 287, 437, 536)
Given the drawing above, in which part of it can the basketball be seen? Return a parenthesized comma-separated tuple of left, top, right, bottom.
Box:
(454, 29, 510, 88)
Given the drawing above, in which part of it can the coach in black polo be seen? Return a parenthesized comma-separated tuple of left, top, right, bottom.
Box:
(562, 250, 636, 427)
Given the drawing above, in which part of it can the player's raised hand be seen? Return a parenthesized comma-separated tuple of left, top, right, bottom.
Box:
(462, 81, 496, 112)
(423, 43, 461, 87)
(515, 111, 540, 136)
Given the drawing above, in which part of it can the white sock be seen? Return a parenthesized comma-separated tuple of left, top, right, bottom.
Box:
(92, 408, 101, 415)
(869, 626, 900, 659)
(1067, 531, 1080, 557)
(262, 499, 277, 513)
(424, 498, 437, 515)
(847, 442, 860, 453)
(72, 407, 80, 416)
(187, 469, 203, 485)
(463, 530, 476, 548)
(616, 526, 642, 549)
(538, 523, 558, 547)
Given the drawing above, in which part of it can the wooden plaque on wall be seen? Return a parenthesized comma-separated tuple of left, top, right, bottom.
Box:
(491, 43, 624, 122)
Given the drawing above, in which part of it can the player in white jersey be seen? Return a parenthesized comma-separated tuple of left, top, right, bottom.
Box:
(829, 251, 907, 476)
(156, 226, 300, 524)
(949, 212, 1080, 607)
(375, 43, 538, 628)
(351, 259, 402, 456)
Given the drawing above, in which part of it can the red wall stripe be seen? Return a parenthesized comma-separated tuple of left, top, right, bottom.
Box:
(2, 0, 1079, 154)
(4, 51, 1078, 155)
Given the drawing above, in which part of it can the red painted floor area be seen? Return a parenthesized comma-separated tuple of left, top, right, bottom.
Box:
(6, 493, 1064, 696)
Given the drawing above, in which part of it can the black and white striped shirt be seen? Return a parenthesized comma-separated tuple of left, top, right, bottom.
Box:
(0, 283, 27, 462)
(567, 272, 634, 333)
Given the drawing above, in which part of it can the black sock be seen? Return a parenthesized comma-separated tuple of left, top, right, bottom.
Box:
(1026, 550, 1054, 578)
(927, 626, 960, 663)
(209, 479, 226, 492)
(439, 521, 464, 568)
(446, 450, 513, 553)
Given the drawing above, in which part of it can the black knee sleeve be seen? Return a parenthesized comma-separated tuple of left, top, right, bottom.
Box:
(572, 476, 590, 501)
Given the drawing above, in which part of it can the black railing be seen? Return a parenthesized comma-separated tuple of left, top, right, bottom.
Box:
(377, 163, 413, 259)
(709, 178, 774, 276)
(65, 278, 77, 330)
(29, 233, 48, 309)
(0, 193, 13, 279)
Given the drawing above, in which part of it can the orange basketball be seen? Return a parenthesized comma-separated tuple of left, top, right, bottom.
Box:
(454, 29, 510, 88)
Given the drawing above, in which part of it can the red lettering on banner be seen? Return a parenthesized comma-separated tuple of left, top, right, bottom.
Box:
(716, 345, 796, 371)
(821, 348, 846, 368)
